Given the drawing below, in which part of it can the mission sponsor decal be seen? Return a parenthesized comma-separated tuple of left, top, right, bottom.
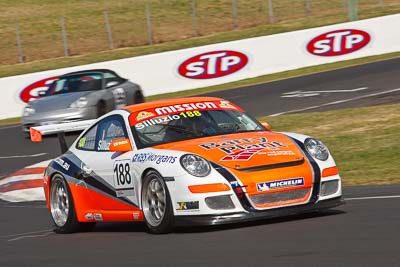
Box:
(200, 137, 288, 155)
(307, 29, 370, 56)
(257, 178, 304, 192)
(132, 152, 177, 164)
(129, 100, 242, 125)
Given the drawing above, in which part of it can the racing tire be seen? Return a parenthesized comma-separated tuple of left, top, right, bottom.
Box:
(50, 174, 96, 234)
(133, 90, 145, 104)
(96, 101, 107, 118)
(141, 170, 174, 234)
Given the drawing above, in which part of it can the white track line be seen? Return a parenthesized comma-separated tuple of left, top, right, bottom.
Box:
(282, 87, 369, 96)
(0, 153, 47, 159)
(345, 195, 400, 201)
(270, 87, 400, 116)
(0, 124, 20, 130)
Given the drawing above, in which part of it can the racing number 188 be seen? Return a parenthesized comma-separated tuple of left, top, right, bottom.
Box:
(113, 162, 131, 186)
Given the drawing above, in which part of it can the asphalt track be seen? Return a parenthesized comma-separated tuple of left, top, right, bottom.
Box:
(0, 58, 400, 266)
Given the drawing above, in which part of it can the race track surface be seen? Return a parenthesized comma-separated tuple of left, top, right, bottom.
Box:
(1, 185, 400, 267)
(0, 58, 400, 266)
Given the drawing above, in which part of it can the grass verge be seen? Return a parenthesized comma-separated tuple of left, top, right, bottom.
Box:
(260, 104, 400, 186)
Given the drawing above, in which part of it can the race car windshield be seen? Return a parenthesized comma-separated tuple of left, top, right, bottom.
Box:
(45, 73, 103, 95)
(132, 109, 265, 148)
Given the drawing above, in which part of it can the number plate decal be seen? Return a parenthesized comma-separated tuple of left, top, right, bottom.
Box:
(113, 160, 134, 190)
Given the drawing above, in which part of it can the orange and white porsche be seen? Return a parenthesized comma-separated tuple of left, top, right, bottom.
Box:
(31, 96, 343, 234)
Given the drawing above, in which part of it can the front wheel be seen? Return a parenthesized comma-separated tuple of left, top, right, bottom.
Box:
(141, 171, 174, 234)
(50, 174, 95, 233)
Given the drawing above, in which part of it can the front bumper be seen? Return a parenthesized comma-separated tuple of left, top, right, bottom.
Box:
(174, 196, 344, 226)
(21, 106, 97, 132)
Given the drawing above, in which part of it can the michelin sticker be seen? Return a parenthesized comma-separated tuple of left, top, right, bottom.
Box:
(257, 178, 304, 192)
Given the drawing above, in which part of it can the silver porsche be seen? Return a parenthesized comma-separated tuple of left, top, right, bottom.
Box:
(22, 69, 144, 132)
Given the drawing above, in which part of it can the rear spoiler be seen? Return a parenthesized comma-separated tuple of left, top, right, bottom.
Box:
(30, 120, 95, 153)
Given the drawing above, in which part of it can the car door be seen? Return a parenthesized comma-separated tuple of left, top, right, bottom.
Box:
(76, 114, 139, 210)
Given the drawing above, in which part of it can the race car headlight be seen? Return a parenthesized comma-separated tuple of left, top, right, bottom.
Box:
(304, 138, 329, 161)
(180, 154, 211, 177)
(70, 97, 88, 108)
(23, 106, 35, 116)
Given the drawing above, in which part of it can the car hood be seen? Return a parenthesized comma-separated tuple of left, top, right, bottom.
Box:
(154, 131, 305, 170)
(28, 91, 92, 112)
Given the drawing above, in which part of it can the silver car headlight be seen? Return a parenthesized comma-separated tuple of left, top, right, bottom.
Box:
(304, 138, 329, 161)
(180, 154, 211, 177)
(23, 106, 35, 116)
(70, 97, 88, 108)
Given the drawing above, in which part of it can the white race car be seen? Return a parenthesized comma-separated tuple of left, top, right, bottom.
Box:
(31, 96, 343, 234)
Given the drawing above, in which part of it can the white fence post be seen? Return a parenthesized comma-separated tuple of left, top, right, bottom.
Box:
(191, 0, 199, 36)
(60, 16, 69, 57)
(15, 24, 24, 63)
(232, 0, 238, 29)
(104, 10, 114, 49)
(268, 0, 274, 24)
(146, 4, 153, 45)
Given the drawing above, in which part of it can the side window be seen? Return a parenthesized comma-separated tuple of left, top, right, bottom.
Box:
(96, 115, 128, 151)
(76, 125, 98, 151)
(104, 72, 124, 87)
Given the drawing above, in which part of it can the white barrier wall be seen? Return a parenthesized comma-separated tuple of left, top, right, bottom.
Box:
(0, 14, 399, 120)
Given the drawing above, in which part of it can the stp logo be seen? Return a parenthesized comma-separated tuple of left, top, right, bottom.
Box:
(307, 29, 370, 56)
(178, 50, 248, 79)
(19, 76, 59, 103)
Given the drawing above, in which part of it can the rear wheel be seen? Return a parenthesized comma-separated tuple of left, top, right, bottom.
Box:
(50, 174, 95, 233)
(141, 171, 174, 234)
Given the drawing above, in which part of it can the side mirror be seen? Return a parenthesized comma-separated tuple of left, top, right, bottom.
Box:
(259, 121, 271, 131)
(106, 81, 118, 88)
(38, 91, 47, 97)
(109, 138, 132, 152)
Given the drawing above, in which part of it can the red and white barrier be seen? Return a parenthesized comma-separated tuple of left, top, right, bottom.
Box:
(0, 160, 50, 202)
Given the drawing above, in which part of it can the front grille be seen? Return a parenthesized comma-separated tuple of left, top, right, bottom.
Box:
(320, 180, 339, 196)
(205, 195, 235, 210)
(249, 188, 310, 208)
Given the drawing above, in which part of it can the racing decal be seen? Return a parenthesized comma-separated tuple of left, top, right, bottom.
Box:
(48, 152, 139, 208)
(113, 160, 134, 190)
(136, 111, 155, 121)
(18, 76, 59, 103)
(94, 213, 103, 221)
(220, 148, 264, 161)
(112, 88, 127, 109)
(129, 100, 243, 125)
(98, 139, 111, 151)
(155, 101, 217, 115)
(307, 29, 370, 56)
(256, 178, 304, 192)
(135, 114, 181, 130)
(132, 153, 177, 164)
(176, 201, 200, 211)
(85, 213, 94, 220)
(200, 137, 287, 154)
(54, 158, 70, 171)
(266, 150, 296, 156)
(178, 50, 248, 79)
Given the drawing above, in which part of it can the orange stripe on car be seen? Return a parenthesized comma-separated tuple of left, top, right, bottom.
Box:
(322, 166, 339, 178)
(188, 183, 231, 193)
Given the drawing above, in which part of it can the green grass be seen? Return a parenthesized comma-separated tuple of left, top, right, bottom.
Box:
(260, 104, 400, 186)
(0, 117, 20, 126)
